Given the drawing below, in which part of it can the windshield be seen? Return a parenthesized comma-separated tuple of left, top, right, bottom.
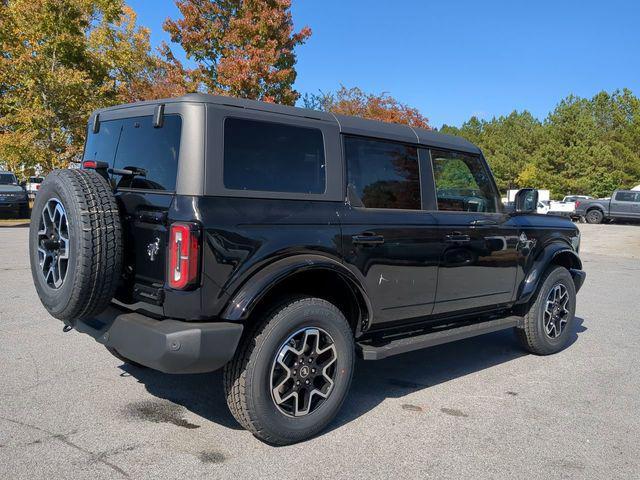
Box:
(29, 177, 43, 183)
(0, 173, 17, 185)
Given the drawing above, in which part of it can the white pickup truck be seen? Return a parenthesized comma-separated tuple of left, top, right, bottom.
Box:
(539, 195, 591, 218)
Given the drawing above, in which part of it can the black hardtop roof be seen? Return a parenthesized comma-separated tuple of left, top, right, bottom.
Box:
(95, 93, 481, 154)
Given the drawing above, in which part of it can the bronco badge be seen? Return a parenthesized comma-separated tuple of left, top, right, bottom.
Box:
(147, 237, 160, 262)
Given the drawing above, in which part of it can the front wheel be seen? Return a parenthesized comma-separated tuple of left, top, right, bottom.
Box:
(223, 297, 355, 445)
(516, 266, 576, 355)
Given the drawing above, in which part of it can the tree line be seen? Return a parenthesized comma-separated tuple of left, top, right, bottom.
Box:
(1, 0, 638, 199)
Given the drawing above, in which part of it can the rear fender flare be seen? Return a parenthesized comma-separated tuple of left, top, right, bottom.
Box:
(220, 254, 373, 327)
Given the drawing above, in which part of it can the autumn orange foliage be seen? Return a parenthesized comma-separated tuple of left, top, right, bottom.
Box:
(164, 0, 311, 105)
(325, 86, 431, 129)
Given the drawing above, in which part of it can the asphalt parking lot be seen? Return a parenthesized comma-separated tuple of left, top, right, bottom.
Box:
(0, 223, 639, 479)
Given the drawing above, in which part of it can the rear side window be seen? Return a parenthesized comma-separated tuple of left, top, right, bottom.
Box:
(223, 118, 326, 194)
(614, 191, 638, 202)
(113, 115, 181, 191)
(345, 136, 420, 210)
(431, 150, 499, 213)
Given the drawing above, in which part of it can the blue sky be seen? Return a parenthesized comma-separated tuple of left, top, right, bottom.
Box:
(127, 0, 640, 127)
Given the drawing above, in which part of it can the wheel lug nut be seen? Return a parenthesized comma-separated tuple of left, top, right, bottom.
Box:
(308, 358, 313, 363)
(296, 381, 300, 385)
(305, 379, 310, 385)
(311, 368, 316, 374)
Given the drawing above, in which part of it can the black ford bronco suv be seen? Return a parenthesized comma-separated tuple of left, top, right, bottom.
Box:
(29, 94, 586, 445)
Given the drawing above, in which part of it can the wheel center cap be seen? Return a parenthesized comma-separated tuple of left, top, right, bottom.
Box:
(299, 365, 310, 378)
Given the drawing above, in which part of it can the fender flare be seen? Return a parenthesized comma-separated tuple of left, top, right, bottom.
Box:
(220, 254, 373, 326)
(516, 243, 582, 304)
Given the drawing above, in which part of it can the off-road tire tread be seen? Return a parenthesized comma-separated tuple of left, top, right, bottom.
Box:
(516, 265, 573, 355)
(223, 296, 345, 444)
(33, 169, 122, 322)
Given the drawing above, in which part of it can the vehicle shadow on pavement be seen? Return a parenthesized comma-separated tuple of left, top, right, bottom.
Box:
(120, 318, 586, 436)
(330, 317, 587, 433)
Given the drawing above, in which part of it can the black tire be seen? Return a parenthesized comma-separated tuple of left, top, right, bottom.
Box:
(29, 169, 122, 324)
(106, 347, 147, 368)
(516, 266, 576, 355)
(585, 209, 604, 224)
(223, 297, 355, 445)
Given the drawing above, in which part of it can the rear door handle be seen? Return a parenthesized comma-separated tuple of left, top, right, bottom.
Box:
(352, 234, 385, 245)
(445, 233, 471, 243)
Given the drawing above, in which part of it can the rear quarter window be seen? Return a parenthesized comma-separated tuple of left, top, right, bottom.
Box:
(223, 117, 326, 194)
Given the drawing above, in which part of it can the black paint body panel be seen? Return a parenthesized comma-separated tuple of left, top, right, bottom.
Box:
(91, 94, 585, 346)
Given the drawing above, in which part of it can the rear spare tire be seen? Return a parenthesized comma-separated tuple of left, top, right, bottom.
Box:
(29, 169, 122, 324)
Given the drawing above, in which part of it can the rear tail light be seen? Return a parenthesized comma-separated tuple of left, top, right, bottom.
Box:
(168, 222, 200, 290)
(575, 201, 580, 208)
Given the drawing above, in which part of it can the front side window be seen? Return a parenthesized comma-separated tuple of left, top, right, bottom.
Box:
(614, 191, 638, 202)
(431, 150, 500, 213)
(223, 118, 326, 194)
(345, 136, 420, 210)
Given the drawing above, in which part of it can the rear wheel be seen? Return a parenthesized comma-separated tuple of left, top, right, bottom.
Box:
(223, 297, 355, 445)
(517, 266, 576, 355)
(585, 209, 603, 224)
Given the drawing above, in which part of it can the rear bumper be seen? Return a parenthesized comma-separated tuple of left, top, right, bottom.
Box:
(570, 268, 586, 293)
(74, 306, 243, 374)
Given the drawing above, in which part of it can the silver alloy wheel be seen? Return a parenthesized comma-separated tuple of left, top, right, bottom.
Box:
(270, 327, 338, 417)
(543, 283, 570, 338)
(37, 198, 70, 289)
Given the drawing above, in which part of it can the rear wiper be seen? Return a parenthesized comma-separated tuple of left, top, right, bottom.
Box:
(110, 166, 147, 177)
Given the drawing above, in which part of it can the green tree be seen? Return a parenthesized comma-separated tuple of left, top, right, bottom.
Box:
(0, 0, 188, 176)
(441, 111, 543, 193)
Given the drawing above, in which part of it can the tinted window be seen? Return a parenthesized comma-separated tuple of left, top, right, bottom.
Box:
(431, 150, 499, 213)
(83, 119, 123, 165)
(345, 137, 420, 210)
(224, 118, 325, 194)
(615, 191, 638, 202)
(113, 115, 181, 191)
(0, 173, 17, 185)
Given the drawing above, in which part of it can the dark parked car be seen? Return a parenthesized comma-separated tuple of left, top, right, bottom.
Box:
(0, 170, 29, 218)
(574, 190, 640, 223)
(29, 94, 586, 445)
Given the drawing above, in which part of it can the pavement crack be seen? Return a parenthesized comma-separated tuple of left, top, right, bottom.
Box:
(0, 416, 130, 478)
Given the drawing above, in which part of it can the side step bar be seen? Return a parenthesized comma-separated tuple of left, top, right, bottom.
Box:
(358, 316, 521, 360)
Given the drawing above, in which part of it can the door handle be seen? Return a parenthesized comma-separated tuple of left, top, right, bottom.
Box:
(445, 233, 471, 243)
(352, 233, 385, 245)
(470, 219, 497, 226)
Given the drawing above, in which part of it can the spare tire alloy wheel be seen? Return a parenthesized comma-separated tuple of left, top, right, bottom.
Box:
(29, 169, 122, 324)
(37, 198, 70, 289)
(270, 327, 338, 417)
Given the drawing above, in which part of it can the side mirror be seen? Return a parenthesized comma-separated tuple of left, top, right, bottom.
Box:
(514, 188, 538, 213)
